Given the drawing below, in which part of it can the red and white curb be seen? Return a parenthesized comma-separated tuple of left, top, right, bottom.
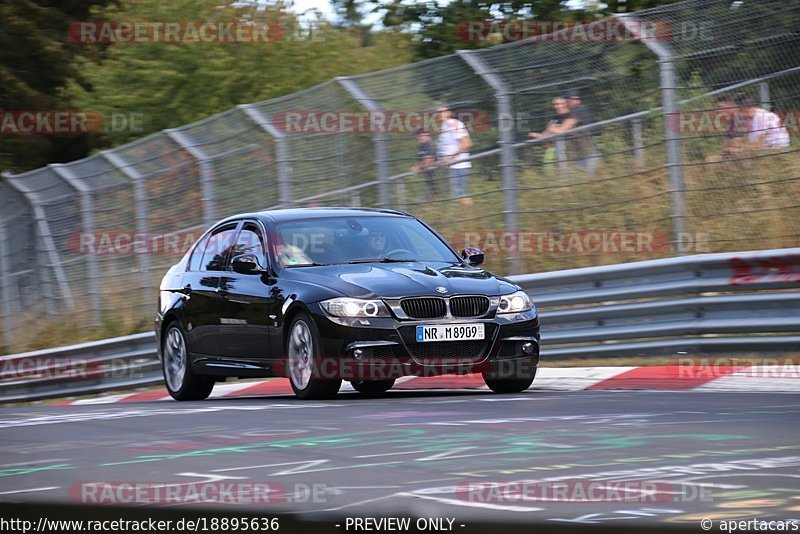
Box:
(55, 365, 800, 405)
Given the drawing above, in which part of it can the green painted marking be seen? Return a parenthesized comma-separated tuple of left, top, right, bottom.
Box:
(99, 429, 751, 468)
(0, 464, 75, 477)
(102, 428, 427, 466)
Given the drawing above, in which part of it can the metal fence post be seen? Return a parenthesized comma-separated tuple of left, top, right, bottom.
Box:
(618, 15, 688, 253)
(166, 129, 216, 225)
(632, 118, 645, 166)
(554, 138, 569, 177)
(103, 151, 152, 290)
(336, 77, 392, 209)
(458, 50, 521, 275)
(2, 172, 74, 311)
(50, 164, 101, 326)
(0, 225, 13, 346)
(759, 81, 771, 110)
(238, 104, 294, 208)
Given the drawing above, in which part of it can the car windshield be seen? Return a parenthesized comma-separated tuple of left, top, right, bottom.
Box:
(273, 215, 461, 267)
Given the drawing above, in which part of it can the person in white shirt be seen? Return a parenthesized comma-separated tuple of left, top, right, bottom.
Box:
(737, 95, 790, 150)
(436, 105, 473, 207)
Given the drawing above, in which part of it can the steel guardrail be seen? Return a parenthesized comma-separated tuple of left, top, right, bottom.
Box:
(1, 247, 798, 403)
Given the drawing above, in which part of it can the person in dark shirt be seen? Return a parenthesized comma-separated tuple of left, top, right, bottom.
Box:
(411, 128, 441, 195)
(563, 89, 600, 174)
(529, 89, 600, 175)
(529, 97, 570, 175)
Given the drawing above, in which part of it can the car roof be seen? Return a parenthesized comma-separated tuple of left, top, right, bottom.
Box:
(218, 207, 412, 225)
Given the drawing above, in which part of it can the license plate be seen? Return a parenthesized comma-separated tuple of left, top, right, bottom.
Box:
(416, 324, 485, 342)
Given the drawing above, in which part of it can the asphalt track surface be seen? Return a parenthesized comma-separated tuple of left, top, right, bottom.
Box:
(1, 388, 799, 529)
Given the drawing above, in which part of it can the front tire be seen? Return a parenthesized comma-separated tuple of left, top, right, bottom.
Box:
(286, 313, 341, 400)
(351, 379, 395, 395)
(482, 360, 537, 394)
(162, 322, 214, 401)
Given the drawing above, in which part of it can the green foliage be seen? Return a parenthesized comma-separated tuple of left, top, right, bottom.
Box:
(65, 0, 413, 147)
(0, 0, 114, 172)
(373, 0, 686, 60)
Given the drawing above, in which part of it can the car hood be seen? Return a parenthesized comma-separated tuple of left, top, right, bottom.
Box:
(282, 261, 518, 299)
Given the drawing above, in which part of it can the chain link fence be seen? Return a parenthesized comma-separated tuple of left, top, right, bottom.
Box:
(2, 0, 799, 350)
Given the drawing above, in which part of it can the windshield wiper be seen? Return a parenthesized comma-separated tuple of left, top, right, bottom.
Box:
(284, 262, 333, 267)
(348, 257, 419, 264)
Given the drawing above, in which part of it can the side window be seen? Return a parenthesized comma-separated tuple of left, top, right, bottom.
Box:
(231, 223, 267, 268)
(198, 223, 239, 272)
(188, 234, 209, 271)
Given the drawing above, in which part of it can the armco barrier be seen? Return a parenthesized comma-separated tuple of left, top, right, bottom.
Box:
(1, 247, 798, 403)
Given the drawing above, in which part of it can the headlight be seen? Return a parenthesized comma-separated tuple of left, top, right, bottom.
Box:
(497, 290, 532, 314)
(320, 297, 391, 318)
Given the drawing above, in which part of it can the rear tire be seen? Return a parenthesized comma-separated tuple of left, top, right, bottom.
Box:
(351, 379, 395, 395)
(162, 322, 214, 401)
(482, 361, 537, 394)
(286, 313, 341, 400)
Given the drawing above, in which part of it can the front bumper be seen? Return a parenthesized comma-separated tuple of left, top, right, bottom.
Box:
(308, 303, 540, 381)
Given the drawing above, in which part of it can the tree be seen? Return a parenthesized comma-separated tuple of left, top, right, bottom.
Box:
(64, 0, 413, 147)
(374, 0, 689, 60)
(0, 0, 113, 172)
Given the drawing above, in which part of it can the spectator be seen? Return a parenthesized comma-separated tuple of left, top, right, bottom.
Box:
(563, 89, 600, 174)
(736, 95, 790, 150)
(528, 97, 570, 173)
(410, 128, 440, 195)
(705, 94, 747, 163)
(436, 105, 473, 207)
(529, 90, 599, 175)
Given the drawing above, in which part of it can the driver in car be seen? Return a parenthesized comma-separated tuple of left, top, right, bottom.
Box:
(366, 231, 386, 257)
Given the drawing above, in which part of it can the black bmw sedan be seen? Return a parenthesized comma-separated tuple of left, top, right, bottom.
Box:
(155, 208, 540, 400)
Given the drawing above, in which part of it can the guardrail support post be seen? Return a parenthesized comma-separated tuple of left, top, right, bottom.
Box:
(2, 172, 74, 313)
(50, 164, 101, 327)
(103, 151, 152, 291)
(238, 105, 294, 208)
(618, 15, 688, 254)
(459, 50, 521, 275)
(166, 129, 216, 225)
(336, 77, 392, 209)
(0, 225, 13, 346)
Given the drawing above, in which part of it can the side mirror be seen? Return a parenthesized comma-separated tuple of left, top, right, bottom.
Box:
(461, 247, 485, 266)
(231, 254, 266, 275)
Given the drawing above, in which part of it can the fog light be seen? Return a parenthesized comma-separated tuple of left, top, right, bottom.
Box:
(522, 342, 534, 354)
(353, 348, 364, 359)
